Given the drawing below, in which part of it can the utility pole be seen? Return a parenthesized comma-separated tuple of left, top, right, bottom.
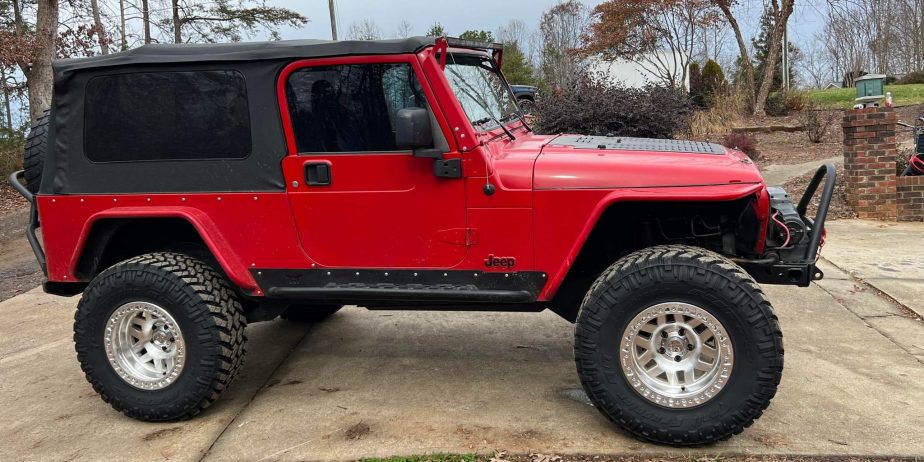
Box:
(782, 26, 789, 91)
(328, 0, 338, 40)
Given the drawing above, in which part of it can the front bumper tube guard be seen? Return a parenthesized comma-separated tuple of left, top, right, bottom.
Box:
(742, 163, 836, 287)
(8, 170, 47, 276)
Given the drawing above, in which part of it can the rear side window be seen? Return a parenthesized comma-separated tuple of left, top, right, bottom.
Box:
(84, 70, 251, 162)
(285, 63, 428, 153)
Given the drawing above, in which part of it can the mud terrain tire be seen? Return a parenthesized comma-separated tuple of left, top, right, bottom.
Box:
(280, 304, 343, 323)
(74, 252, 247, 421)
(23, 109, 50, 194)
(574, 245, 783, 446)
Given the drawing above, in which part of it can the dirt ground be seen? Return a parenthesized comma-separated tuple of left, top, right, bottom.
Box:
(783, 164, 855, 220)
(0, 209, 44, 302)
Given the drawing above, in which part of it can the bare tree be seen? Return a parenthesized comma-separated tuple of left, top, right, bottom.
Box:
(394, 19, 413, 39)
(166, 0, 307, 44)
(89, 0, 111, 54)
(3, 0, 59, 121)
(539, 0, 589, 87)
(582, 0, 719, 88)
(750, 0, 794, 116)
(347, 18, 382, 41)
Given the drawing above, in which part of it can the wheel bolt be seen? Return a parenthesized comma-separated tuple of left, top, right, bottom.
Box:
(658, 347, 666, 354)
(661, 331, 668, 338)
(677, 328, 684, 335)
(674, 356, 681, 362)
(687, 344, 694, 351)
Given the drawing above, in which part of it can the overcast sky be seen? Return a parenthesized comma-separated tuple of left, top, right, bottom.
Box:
(269, 0, 827, 46)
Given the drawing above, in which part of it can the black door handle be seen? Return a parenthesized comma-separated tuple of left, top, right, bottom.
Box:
(304, 162, 331, 186)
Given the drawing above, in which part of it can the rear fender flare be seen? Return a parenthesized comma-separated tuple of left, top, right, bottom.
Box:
(70, 207, 259, 294)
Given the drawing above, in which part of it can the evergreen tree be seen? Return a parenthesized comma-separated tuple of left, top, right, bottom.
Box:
(689, 61, 704, 107)
(458, 30, 494, 43)
(426, 22, 446, 37)
(500, 41, 536, 86)
(701, 59, 726, 107)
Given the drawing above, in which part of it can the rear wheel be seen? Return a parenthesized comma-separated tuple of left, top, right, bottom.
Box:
(74, 252, 246, 421)
(23, 109, 50, 193)
(574, 245, 783, 446)
(280, 304, 342, 323)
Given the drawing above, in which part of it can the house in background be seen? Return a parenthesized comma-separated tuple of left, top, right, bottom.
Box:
(585, 51, 690, 90)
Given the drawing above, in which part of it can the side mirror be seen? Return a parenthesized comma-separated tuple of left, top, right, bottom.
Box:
(395, 107, 433, 150)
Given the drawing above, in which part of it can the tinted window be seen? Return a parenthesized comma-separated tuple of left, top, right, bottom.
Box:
(84, 70, 251, 162)
(285, 63, 427, 153)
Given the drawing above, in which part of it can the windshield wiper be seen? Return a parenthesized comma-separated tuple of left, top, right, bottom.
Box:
(446, 62, 515, 141)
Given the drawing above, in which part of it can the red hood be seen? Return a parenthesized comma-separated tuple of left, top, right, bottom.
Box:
(487, 133, 764, 190)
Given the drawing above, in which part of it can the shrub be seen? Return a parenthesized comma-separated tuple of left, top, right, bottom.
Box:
(765, 91, 789, 116)
(786, 90, 810, 112)
(533, 74, 694, 139)
(764, 90, 808, 116)
(689, 62, 705, 108)
(700, 60, 727, 108)
(898, 71, 924, 85)
(689, 87, 749, 139)
(722, 132, 759, 160)
(0, 135, 24, 178)
(799, 101, 838, 143)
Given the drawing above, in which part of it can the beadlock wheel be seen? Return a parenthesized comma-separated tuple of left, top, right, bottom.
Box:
(620, 302, 733, 408)
(75, 252, 247, 421)
(105, 301, 186, 390)
(574, 245, 784, 446)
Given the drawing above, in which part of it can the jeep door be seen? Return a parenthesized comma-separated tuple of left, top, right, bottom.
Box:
(279, 56, 467, 268)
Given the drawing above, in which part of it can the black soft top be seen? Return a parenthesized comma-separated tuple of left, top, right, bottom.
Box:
(53, 36, 434, 81)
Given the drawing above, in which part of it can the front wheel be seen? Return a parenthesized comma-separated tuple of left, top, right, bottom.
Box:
(574, 245, 783, 446)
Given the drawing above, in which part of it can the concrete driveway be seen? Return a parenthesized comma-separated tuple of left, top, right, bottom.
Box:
(2, 223, 923, 461)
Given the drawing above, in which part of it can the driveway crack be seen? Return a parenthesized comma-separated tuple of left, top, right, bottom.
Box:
(198, 325, 312, 462)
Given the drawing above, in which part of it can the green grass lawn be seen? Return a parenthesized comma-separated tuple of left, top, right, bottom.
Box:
(810, 83, 924, 109)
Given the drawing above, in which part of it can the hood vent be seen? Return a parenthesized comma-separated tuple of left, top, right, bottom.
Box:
(550, 135, 725, 155)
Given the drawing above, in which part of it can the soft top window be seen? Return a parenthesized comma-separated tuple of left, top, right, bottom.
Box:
(84, 70, 252, 162)
(284, 63, 428, 153)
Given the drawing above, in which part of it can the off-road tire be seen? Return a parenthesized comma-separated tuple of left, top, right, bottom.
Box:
(74, 252, 247, 421)
(280, 304, 343, 323)
(574, 245, 783, 446)
(23, 109, 50, 194)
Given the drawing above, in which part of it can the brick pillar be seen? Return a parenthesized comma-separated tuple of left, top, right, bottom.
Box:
(842, 107, 898, 220)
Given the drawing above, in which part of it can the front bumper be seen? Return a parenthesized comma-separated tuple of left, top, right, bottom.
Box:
(738, 163, 836, 287)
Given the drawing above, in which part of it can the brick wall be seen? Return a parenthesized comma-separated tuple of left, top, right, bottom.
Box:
(842, 107, 898, 220)
(898, 175, 924, 221)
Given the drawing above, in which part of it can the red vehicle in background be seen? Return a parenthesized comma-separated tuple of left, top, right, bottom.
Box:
(11, 37, 834, 446)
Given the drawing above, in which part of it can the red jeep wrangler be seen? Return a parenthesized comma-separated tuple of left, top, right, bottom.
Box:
(11, 37, 834, 446)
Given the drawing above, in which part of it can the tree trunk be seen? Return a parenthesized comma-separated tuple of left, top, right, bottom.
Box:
(119, 0, 128, 50)
(1, 68, 12, 133)
(142, 0, 151, 44)
(26, 0, 58, 123)
(90, 0, 110, 55)
(172, 0, 182, 43)
(753, 0, 794, 117)
(716, 1, 756, 110)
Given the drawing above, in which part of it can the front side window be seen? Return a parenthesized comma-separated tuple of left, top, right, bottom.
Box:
(285, 63, 428, 153)
(84, 70, 251, 162)
(442, 53, 518, 131)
